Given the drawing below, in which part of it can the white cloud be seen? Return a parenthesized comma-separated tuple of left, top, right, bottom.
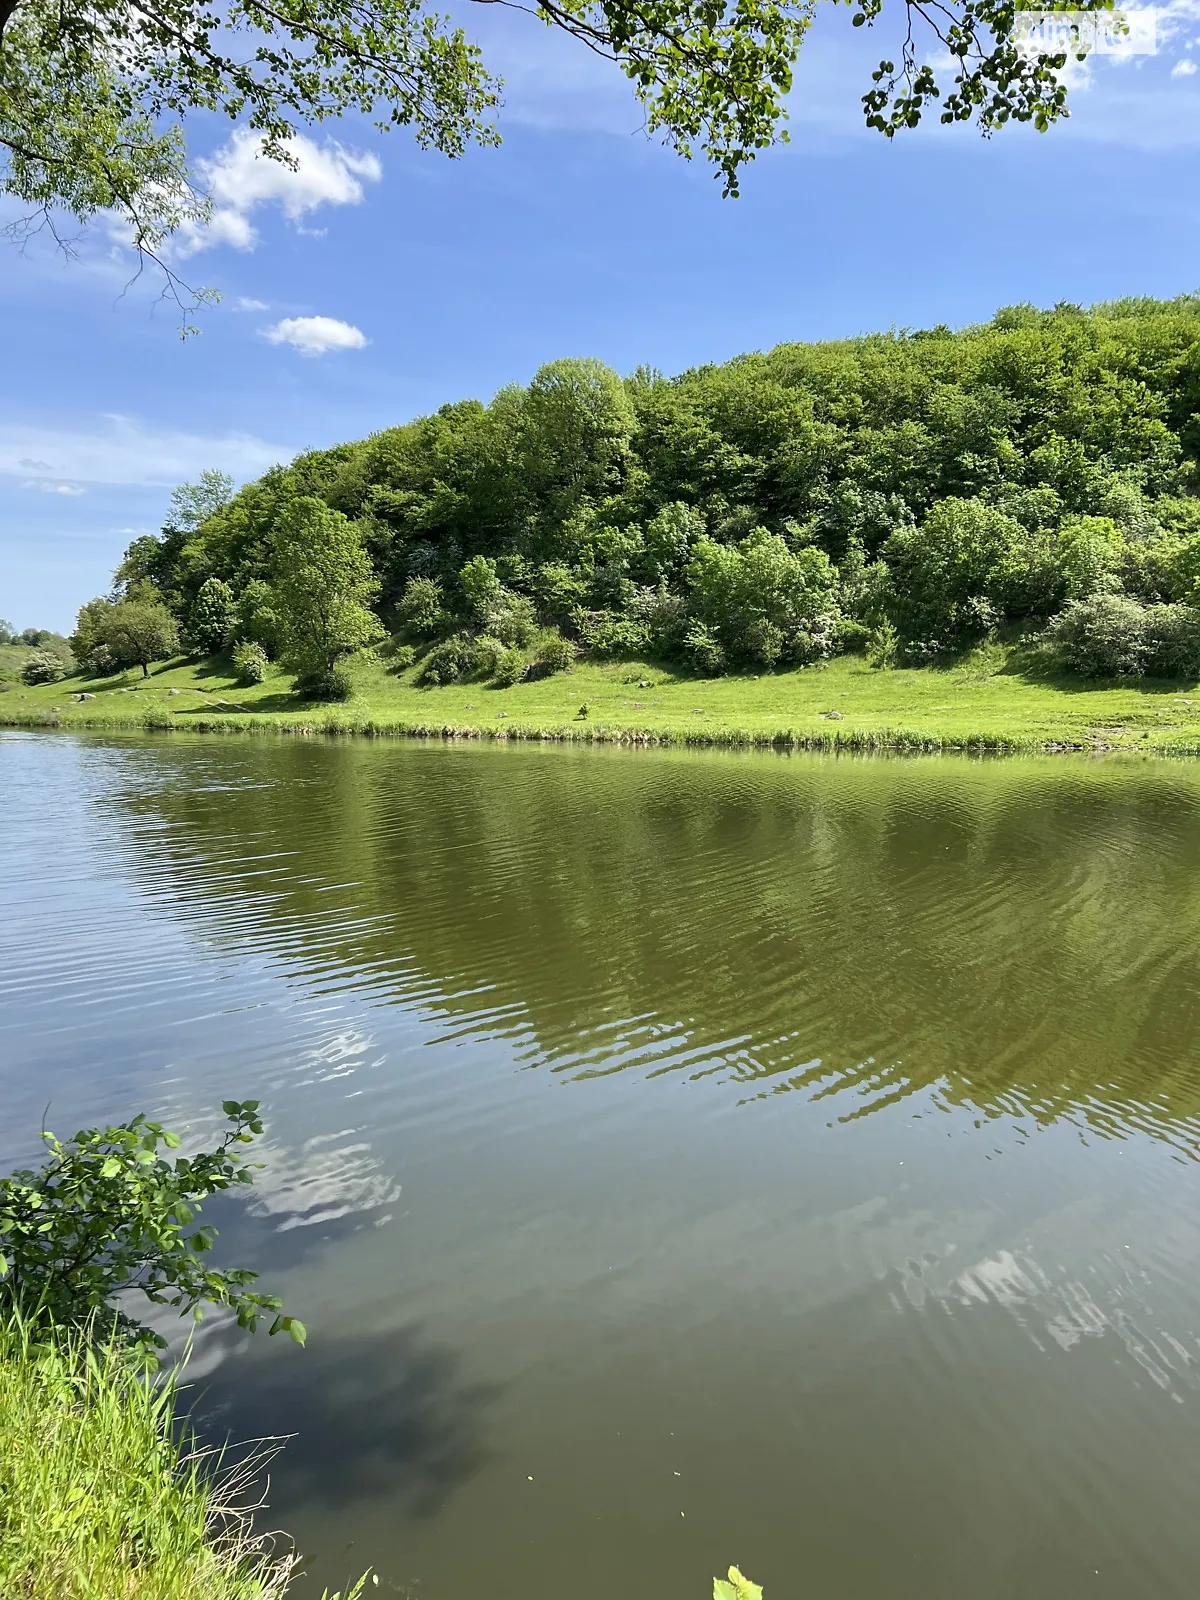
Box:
(1173, 56, 1198, 74)
(172, 130, 382, 258)
(262, 315, 368, 357)
(0, 415, 291, 487)
(21, 479, 85, 496)
(234, 296, 269, 312)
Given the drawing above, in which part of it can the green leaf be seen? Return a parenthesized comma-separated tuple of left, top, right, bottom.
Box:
(287, 1318, 307, 1346)
(714, 1583, 737, 1600)
(100, 1157, 121, 1178)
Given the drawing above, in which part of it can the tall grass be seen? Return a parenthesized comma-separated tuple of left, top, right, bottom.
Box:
(0, 1318, 362, 1600)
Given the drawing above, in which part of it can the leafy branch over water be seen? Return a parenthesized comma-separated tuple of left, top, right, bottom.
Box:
(0, 1101, 303, 1361)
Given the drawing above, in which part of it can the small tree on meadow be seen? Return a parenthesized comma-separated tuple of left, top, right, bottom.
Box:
(98, 593, 181, 678)
(268, 498, 383, 695)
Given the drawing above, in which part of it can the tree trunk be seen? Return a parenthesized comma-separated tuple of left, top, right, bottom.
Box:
(141, 662, 149, 678)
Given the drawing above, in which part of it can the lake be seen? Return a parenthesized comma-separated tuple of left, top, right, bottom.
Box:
(4, 730, 1200, 1599)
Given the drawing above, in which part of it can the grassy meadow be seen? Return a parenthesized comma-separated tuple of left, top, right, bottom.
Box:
(5, 641, 1200, 752)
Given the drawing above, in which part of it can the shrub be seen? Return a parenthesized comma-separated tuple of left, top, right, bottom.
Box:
(687, 529, 840, 667)
(835, 617, 873, 654)
(232, 640, 269, 685)
(1146, 602, 1200, 678)
(574, 610, 652, 658)
(0, 1104, 301, 1359)
(493, 647, 526, 686)
(473, 634, 507, 677)
(536, 633, 577, 676)
(682, 620, 726, 675)
(388, 641, 417, 672)
(418, 632, 477, 685)
(1046, 593, 1151, 677)
(866, 619, 899, 668)
(398, 576, 445, 635)
(300, 663, 354, 701)
(883, 497, 1052, 644)
(21, 651, 64, 686)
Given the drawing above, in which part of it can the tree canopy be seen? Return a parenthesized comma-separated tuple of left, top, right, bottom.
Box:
(80, 296, 1200, 686)
(0, 0, 1105, 295)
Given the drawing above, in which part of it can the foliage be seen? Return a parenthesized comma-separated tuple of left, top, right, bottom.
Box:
(883, 497, 1055, 652)
(687, 528, 839, 666)
(1046, 595, 1200, 680)
(268, 497, 383, 682)
(0, 1103, 302, 1362)
(20, 650, 65, 685)
(189, 578, 238, 655)
(70, 591, 181, 679)
(302, 663, 355, 701)
(232, 640, 269, 685)
(101, 296, 1200, 690)
(493, 646, 526, 687)
(397, 577, 446, 636)
(536, 633, 577, 676)
(417, 631, 479, 686)
(714, 1567, 762, 1600)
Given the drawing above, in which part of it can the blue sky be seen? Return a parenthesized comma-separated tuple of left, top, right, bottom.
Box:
(5, 4, 1200, 632)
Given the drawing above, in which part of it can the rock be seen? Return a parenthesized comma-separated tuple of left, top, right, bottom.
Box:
(167, 688, 180, 696)
(638, 679, 652, 688)
(822, 710, 846, 720)
(79, 693, 96, 701)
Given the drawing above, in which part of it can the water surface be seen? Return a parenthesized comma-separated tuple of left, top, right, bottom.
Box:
(4, 732, 1200, 1599)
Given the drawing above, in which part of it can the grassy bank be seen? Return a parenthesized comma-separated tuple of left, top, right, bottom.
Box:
(5, 641, 1200, 752)
(0, 1319, 351, 1600)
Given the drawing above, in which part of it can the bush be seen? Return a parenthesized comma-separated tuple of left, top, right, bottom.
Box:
(1147, 602, 1200, 677)
(388, 641, 417, 672)
(21, 651, 65, 686)
(398, 576, 445, 635)
(687, 529, 840, 667)
(493, 647, 526, 687)
(1046, 593, 1152, 677)
(472, 634, 507, 677)
(682, 620, 726, 675)
(232, 640, 269, 685)
(535, 633, 577, 676)
(574, 610, 653, 659)
(299, 663, 354, 701)
(417, 632, 477, 685)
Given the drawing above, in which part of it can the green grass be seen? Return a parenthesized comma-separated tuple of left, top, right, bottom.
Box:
(0, 1318, 367, 1600)
(6, 639, 1200, 752)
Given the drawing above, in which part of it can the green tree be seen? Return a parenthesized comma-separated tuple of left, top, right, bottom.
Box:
(268, 496, 383, 692)
(187, 577, 237, 654)
(101, 594, 181, 677)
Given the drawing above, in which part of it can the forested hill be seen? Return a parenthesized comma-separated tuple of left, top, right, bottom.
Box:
(98, 295, 1200, 685)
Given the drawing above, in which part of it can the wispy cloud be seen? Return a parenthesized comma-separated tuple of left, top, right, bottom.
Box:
(20, 479, 85, 496)
(0, 415, 292, 487)
(262, 315, 369, 356)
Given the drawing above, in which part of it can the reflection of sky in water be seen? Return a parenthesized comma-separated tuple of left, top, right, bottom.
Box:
(8, 734, 1200, 1599)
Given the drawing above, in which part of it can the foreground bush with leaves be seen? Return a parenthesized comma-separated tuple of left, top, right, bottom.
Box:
(0, 1101, 302, 1361)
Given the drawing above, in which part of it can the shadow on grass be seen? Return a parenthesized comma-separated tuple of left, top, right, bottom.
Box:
(188, 1321, 500, 1520)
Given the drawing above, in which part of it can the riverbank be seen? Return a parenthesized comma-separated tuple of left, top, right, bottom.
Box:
(5, 643, 1200, 752)
(0, 1318, 365, 1600)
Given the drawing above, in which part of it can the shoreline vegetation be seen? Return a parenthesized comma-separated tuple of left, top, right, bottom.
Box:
(17, 296, 1200, 756)
(6, 642, 1200, 754)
